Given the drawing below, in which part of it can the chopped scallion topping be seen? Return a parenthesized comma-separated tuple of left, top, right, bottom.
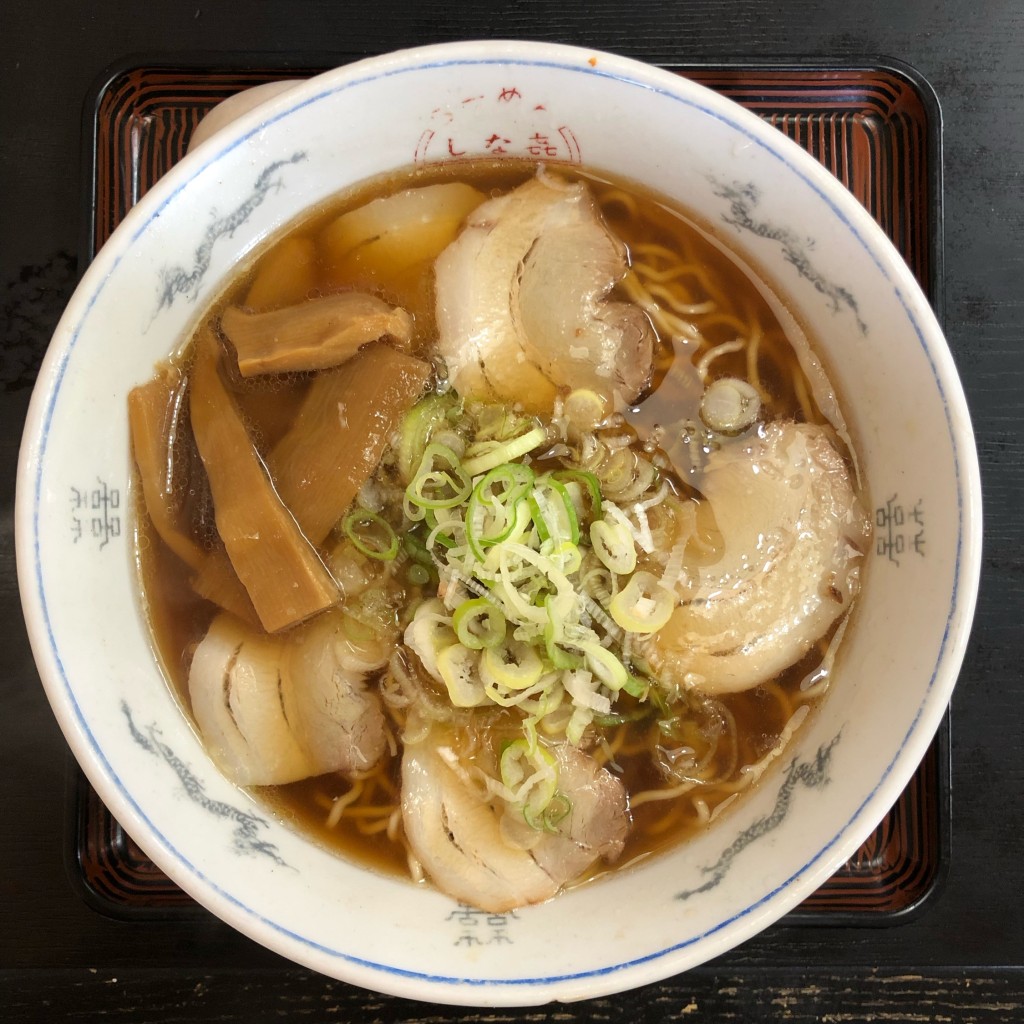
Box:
(342, 508, 399, 561)
(453, 597, 507, 650)
(399, 397, 684, 795)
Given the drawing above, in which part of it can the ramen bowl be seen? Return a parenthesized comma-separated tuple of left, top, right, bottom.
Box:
(16, 41, 981, 1005)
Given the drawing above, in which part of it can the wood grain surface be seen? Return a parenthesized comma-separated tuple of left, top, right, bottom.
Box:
(4, 968, 1024, 1021)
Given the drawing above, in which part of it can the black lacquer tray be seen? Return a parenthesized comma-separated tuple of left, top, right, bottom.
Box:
(72, 59, 947, 925)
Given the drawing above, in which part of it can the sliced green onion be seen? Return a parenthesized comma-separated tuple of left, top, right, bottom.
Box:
(489, 542, 575, 627)
(436, 644, 486, 707)
(482, 674, 551, 708)
(423, 507, 458, 550)
(545, 540, 582, 575)
(405, 599, 456, 680)
(398, 393, 458, 484)
(406, 563, 431, 586)
(562, 388, 609, 435)
(578, 641, 629, 690)
(593, 704, 651, 727)
(621, 673, 650, 699)
(452, 597, 506, 650)
(391, 396, 683, 752)
(476, 462, 535, 503)
(480, 638, 544, 690)
(402, 529, 434, 567)
(590, 516, 637, 575)
(527, 685, 565, 741)
(500, 738, 558, 826)
(609, 571, 675, 634)
(342, 508, 399, 561)
(537, 792, 572, 831)
(499, 737, 531, 788)
(461, 424, 548, 477)
(404, 443, 471, 516)
(543, 596, 584, 670)
(473, 404, 535, 443)
(700, 377, 761, 435)
(552, 468, 603, 521)
(465, 463, 535, 560)
(408, 470, 468, 509)
(487, 549, 550, 626)
(528, 476, 580, 546)
(545, 639, 583, 671)
(565, 704, 594, 745)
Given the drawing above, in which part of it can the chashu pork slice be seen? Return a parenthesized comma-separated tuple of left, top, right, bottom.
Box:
(188, 611, 388, 787)
(648, 421, 871, 695)
(434, 174, 654, 414)
(401, 727, 629, 912)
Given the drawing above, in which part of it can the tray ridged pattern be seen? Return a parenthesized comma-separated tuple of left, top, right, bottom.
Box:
(75, 64, 942, 922)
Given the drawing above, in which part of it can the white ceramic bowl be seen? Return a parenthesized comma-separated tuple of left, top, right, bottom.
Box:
(16, 41, 981, 1005)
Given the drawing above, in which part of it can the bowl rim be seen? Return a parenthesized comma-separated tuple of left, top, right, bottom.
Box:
(15, 39, 983, 1005)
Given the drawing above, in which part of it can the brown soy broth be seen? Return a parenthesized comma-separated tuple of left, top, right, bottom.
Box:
(135, 497, 218, 687)
(595, 179, 820, 439)
(264, 755, 411, 877)
(268, 676, 810, 877)
(134, 158, 843, 885)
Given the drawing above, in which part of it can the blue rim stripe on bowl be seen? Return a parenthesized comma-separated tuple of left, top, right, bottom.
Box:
(26, 49, 977, 996)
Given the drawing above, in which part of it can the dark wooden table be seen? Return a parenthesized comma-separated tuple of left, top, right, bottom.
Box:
(3, 2, 1022, 1021)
